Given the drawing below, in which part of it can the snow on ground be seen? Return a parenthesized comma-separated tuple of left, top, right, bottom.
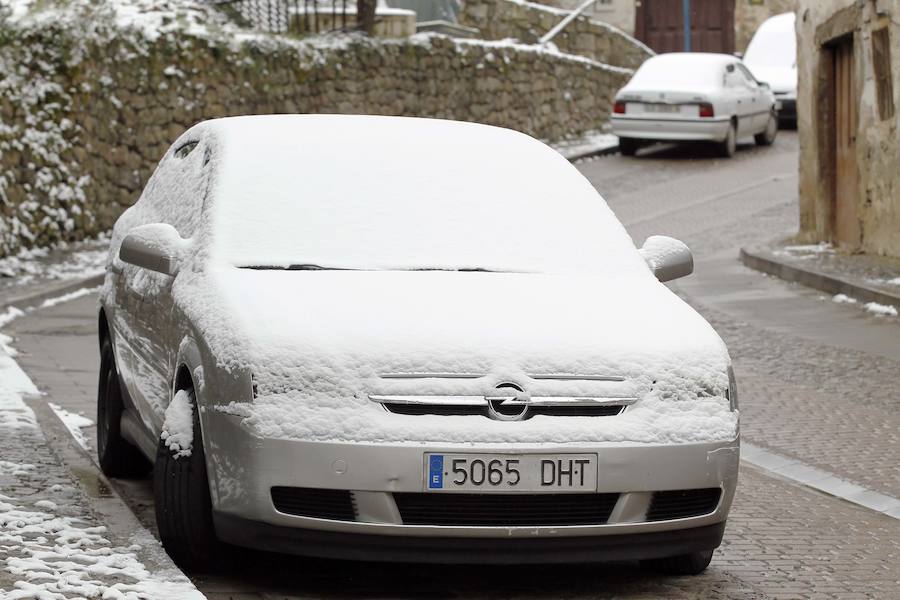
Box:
(553, 130, 618, 160)
(48, 402, 94, 450)
(863, 302, 899, 317)
(0, 235, 109, 286)
(0, 291, 200, 598)
(38, 286, 100, 309)
(832, 293, 858, 304)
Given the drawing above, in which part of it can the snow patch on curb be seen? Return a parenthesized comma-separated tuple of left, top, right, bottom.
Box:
(48, 402, 94, 450)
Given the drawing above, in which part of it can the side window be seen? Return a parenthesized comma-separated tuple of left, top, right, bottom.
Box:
(737, 65, 759, 88)
(133, 138, 210, 238)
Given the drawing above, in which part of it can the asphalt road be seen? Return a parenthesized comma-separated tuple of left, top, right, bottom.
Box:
(7, 131, 900, 599)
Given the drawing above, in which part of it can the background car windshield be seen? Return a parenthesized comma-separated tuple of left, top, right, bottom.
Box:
(745, 16, 797, 68)
(207, 116, 648, 276)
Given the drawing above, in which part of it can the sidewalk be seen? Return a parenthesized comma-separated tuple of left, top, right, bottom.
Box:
(741, 238, 900, 316)
(0, 237, 108, 311)
(0, 274, 202, 597)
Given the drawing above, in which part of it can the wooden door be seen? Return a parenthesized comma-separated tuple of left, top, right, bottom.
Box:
(635, 0, 735, 54)
(832, 37, 860, 247)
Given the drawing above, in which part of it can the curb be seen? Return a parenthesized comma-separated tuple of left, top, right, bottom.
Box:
(740, 247, 900, 308)
(25, 395, 202, 596)
(564, 143, 620, 162)
(2, 273, 105, 312)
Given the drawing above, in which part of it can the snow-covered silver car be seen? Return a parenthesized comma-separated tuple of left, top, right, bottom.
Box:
(611, 52, 778, 157)
(97, 115, 739, 574)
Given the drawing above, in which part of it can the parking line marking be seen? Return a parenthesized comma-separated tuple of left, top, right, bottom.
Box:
(741, 442, 900, 520)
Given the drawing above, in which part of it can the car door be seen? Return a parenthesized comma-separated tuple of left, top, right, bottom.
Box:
(736, 63, 768, 132)
(118, 139, 211, 438)
(724, 63, 756, 137)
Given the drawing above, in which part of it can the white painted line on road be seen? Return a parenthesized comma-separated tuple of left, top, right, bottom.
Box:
(742, 442, 900, 520)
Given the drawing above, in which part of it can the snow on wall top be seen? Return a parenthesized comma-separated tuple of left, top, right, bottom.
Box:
(201, 114, 649, 275)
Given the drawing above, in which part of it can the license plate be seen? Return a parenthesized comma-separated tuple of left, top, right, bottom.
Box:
(425, 453, 597, 493)
(643, 103, 680, 113)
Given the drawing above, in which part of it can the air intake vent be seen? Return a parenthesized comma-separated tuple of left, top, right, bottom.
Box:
(646, 488, 721, 521)
(271, 486, 356, 521)
(393, 492, 619, 526)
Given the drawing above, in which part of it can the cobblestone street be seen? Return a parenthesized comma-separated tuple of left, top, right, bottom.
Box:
(2, 132, 899, 598)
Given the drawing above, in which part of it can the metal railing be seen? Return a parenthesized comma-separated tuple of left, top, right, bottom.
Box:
(211, 0, 354, 35)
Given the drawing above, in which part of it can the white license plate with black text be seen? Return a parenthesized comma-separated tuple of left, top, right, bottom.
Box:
(425, 453, 597, 492)
(642, 103, 680, 113)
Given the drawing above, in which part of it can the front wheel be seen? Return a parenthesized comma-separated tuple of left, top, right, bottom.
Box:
(755, 111, 778, 146)
(154, 387, 221, 570)
(642, 549, 714, 575)
(97, 339, 150, 478)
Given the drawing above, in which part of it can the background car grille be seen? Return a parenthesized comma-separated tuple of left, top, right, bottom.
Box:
(271, 486, 356, 521)
(645, 488, 722, 521)
(383, 404, 625, 418)
(393, 492, 619, 526)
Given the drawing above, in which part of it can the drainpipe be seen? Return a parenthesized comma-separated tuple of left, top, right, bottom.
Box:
(539, 0, 600, 46)
(683, 0, 691, 52)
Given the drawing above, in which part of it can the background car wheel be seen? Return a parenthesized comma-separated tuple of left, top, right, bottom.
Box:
(717, 123, 737, 158)
(755, 112, 778, 146)
(154, 387, 221, 570)
(642, 549, 714, 575)
(97, 339, 150, 478)
(619, 138, 640, 157)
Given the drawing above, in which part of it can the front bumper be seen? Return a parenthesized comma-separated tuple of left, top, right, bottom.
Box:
(611, 115, 731, 142)
(204, 410, 739, 561)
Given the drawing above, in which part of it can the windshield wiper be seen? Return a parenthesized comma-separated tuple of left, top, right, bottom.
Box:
(408, 267, 495, 273)
(240, 264, 357, 271)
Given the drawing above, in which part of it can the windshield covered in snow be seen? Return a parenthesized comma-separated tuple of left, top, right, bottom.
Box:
(744, 14, 796, 68)
(204, 116, 649, 277)
(626, 54, 727, 90)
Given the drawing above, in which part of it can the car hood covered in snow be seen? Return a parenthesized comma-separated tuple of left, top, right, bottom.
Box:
(180, 268, 737, 446)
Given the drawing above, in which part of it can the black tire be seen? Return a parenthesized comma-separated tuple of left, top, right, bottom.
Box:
(154, 387, 221, 570)
(755, 111, 778, 146)
(619, 137, 640, 156)
(717, 123, 736, 158)
(642, 549, 714, 575)
(97, 338, 150, 478)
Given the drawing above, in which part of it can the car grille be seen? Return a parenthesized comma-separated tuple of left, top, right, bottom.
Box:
(271, 486, 356, 521)
(645, 488, 721, 521)
(393, 492, 619, 526)
(384, 404, 624, 418)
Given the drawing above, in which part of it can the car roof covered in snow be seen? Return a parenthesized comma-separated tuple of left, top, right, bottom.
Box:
(185, 115, 649, 276)
(623, 52, 738, 92)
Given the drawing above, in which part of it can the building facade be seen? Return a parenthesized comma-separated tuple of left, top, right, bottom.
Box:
(796, 0, 899, 256)
(547, 0, 794, 54)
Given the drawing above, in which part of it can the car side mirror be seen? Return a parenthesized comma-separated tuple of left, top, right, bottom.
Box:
(733, 51, 744, 59)
(639, 236, 694, 282)
(758, 81, 771, 90)
(119, 223, 186, 276)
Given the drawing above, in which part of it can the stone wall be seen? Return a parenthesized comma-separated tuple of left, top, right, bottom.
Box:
(537, 0, 636, 35)
(0, 10, 631, 257)
(796, 0, 900, 257)
(459, 0, 653, 70)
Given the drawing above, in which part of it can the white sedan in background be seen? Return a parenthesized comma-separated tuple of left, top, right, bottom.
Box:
(611, 53, 778, 158)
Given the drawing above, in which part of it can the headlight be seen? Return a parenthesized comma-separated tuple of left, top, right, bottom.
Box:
(726, 365, 738, 411)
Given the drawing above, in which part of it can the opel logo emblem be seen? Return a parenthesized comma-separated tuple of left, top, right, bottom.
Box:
(485, 382, 530, 421)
